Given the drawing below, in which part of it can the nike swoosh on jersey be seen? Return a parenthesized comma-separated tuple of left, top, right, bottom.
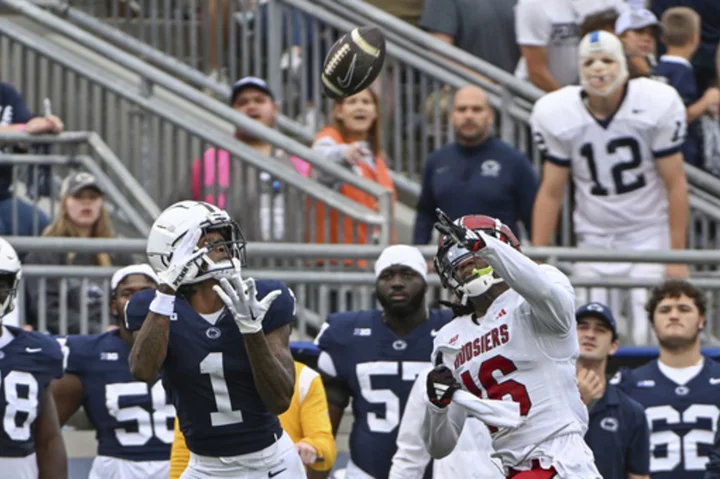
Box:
(710, 378, 720, 385)
(268, 468, 287, 478)
(430, 329, 439, 337)
(25, 347, 42, 353)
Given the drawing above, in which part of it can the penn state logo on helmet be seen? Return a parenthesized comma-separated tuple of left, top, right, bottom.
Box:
(434, 215, 520, 304)
(579, 30, 629, 98)
(0, 237, 22, 320)
(146, 201, 247, 287)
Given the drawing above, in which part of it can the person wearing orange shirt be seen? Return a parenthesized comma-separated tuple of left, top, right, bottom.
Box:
(310, 88, 396, 247)
(168, 361, 336, 478)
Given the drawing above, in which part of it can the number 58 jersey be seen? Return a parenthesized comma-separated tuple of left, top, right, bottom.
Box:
(530, 77, 686, 236)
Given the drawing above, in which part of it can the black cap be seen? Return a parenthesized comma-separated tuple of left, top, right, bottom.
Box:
(60, 172, 103, 197)
(230, 77, 274, 104)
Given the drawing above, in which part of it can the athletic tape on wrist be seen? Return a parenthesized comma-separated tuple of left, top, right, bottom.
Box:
(149, 291, 176, 317)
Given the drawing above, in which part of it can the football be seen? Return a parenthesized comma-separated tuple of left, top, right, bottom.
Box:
(321, 25, 387, 100)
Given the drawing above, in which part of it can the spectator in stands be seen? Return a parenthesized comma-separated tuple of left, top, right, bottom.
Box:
(654, 7, 720, 170)
(616, 8, 662, 78)
(0, 83, 62, 237)
(168, 360, 337, 478)
(363, 0, 423, 26)
(23, 171, 132, 335)
(514, 0, 627, 91)
(190, 76, 309, 241)
(413, 85, 537, 244)
(651, 0, 720, 94)
(575, 302, 650, 479)
(616, 279, 720, 476)
(311, 88, 395, 247)
(419, 0, 520, 74)
(580, 8, 621, 38)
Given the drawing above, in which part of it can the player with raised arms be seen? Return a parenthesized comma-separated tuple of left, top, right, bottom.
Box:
(0, 237, 66, 479)
(53, 264, 174, 478)
(422, 211, 600, 478)
(530, 30, 689, 345)
(126, 201, 304, 479)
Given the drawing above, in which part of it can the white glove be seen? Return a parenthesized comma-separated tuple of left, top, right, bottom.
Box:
(213, 276, 282, 334)
(157, 229, 207, 291)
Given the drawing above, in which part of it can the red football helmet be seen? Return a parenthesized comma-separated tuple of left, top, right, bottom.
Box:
(434, 215, 520, 302)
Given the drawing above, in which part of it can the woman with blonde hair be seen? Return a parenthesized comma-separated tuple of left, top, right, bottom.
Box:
(24, 171, 132, 334)
(310, 88, 396, 248)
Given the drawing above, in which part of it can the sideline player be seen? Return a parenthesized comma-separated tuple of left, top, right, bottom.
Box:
(423, 213, 600, 477)
(530, 30, 689, 345)
(575, 302, 650, 479)
(53, 264, 174, 478)
(0, 237, 66, 478)
(126, 201, 304, 479)
(615, 279, 720, 478)
(314, 245, 452, 478)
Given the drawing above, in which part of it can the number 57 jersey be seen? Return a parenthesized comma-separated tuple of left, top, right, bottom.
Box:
(431, 277, 593, 474)
(530, 77, 686, 236)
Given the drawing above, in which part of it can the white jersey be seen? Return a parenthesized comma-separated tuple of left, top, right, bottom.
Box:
(423, 233, 598, 476)
(531, 77, 687, 235)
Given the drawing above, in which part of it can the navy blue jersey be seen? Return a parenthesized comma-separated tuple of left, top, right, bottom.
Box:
(616, 358, 720, 478)
(56, 330, 174, 461)
(125, 280, 295, 457)
(316, 309, 453, 478)
(0, 326, 63, 457)
(653, 57, 701, 167)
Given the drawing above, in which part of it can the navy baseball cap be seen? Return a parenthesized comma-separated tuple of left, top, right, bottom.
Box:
(576, 302, 618, 339)
(230, 77, 274, 104)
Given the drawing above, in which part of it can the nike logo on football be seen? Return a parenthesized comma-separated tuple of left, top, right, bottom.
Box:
(709, 378, 720, 385)
(25, 347, 42, 353)
(268, 468, 287, 478)
(337, 54, 358, 88)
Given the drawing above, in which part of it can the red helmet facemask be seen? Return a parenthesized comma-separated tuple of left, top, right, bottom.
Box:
(434, 215, 520, 304)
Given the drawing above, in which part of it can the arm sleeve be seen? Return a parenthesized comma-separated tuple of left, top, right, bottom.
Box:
(43, 337, 65, 380)
(515, 0, 552, 46)
(169, 420, 190, 479)
(652, 87, 687, 158)
(390, 368, 433, 479)
(124, 288, 157, 332)
(514, 154, 539, 237)
(413, 155, 438, 244)
(419, 0, 458, 38)
(477, 232, 575, 334)
(260, 281, 296, 334)
(299, 375, 338, 472)
(626, 401, 651, 475)
(531, 100, 572, 167)
(1, 84, 33, 124)
(312, 134, 351, 188)
(421, 400, 468, 459)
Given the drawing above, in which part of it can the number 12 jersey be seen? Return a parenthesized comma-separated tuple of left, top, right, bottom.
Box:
(531, 77, 686, 236)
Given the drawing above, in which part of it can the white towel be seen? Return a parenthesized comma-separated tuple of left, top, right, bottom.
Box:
(453, 390, 523, 428)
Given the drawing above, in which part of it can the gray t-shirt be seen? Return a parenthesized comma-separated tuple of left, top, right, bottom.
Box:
(419, 0, 520, 74)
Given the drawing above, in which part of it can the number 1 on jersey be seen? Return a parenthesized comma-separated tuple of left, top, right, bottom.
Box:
(200, 352, 244, 427)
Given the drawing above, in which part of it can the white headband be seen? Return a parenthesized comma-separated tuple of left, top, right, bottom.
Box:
(111, 264, 159, 292)
(374, 245, 427, 281)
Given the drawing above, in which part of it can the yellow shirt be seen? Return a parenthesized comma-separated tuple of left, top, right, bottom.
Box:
(169, 361, 336, 478)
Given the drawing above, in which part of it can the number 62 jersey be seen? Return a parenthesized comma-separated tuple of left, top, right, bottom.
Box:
(530, 77, 686, 236)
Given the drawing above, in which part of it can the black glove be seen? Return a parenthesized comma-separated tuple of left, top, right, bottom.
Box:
(426, 365, 460, 408)
(434, 208, 486, 252)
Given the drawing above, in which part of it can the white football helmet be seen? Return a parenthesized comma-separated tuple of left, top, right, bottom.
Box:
(146, 201, 247, 286)
(579, 30, 629, 98)
(0, 238, 22, 319)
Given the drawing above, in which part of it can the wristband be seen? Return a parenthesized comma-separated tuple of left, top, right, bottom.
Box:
(149, 291, 176, 317)
(15, 124, 25, 132)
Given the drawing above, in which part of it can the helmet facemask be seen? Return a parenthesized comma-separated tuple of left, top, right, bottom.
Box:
(434, 242, 504, 306)
(0, 270, 20, 320)
(184, 220, 247, 284)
